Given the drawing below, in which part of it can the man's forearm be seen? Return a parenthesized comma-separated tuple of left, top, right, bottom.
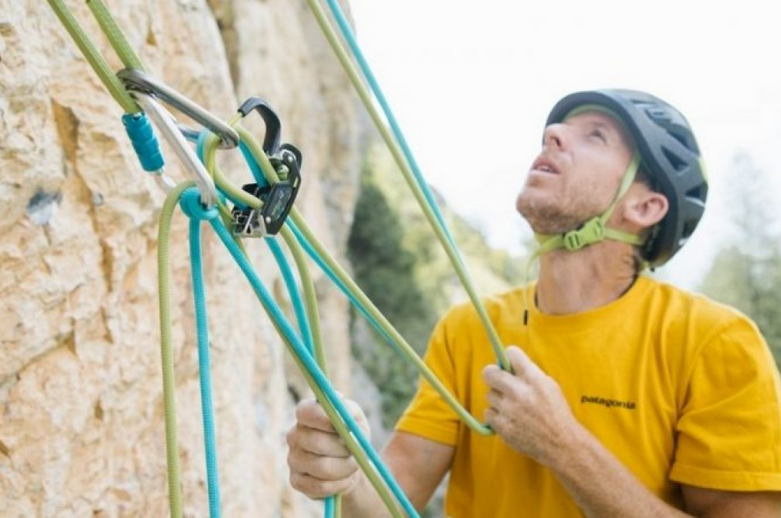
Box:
(340, 431, 451, 517)
(549, 422, 691, 518)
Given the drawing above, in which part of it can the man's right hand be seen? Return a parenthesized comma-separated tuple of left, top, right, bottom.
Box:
(286, 397, 370, 499)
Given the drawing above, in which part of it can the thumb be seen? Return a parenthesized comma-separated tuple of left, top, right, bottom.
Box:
(506, 345, 543, 379)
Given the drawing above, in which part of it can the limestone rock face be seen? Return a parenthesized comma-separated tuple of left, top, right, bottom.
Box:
(0, 1, 361, 516)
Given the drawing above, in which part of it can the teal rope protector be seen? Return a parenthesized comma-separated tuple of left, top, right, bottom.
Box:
(122, 113, 165, 172)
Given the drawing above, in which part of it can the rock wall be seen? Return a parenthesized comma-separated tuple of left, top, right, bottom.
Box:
(0, 0, 363, 516)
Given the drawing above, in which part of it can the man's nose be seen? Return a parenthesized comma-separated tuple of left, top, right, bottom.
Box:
(542, 123, 567, 150)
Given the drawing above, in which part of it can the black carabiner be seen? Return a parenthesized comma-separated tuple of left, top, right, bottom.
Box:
(237, 97, 282, 156)
(232, 98, 303, 237)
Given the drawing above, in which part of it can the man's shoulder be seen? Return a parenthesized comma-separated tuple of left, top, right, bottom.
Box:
(641, 276, 757, 336)
(643, 276, 741, 313)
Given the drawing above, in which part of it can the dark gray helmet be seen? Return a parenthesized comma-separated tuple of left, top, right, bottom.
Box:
(546, 89, 708, 267)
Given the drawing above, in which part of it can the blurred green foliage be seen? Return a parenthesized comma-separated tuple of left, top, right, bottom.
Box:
(698, 153, 781, 365)
(347, 164, 437, 427)
(347, 143, 523, 428)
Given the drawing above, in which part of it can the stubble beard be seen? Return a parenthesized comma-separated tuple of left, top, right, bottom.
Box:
(516, 186, 602, 235)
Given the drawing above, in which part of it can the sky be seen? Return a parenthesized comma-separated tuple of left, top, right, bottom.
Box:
(347, 0, 781, 290)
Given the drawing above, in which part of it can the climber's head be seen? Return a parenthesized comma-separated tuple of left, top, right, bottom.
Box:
(516, 89, 707, 268)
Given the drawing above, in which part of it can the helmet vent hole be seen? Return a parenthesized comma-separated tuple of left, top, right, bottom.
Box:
(682, 221, 697, 239)
(686, 184, 707, 201)
(669, 131, 698, 152)
(662, 147, 688, 173)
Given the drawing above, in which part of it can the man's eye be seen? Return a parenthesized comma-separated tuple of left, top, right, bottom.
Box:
(589, 129, 607, 143)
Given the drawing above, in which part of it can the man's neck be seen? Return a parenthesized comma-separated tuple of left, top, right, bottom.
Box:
(535, 241, 638, 315)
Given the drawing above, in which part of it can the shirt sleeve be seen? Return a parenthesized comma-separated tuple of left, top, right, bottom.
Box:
(395, 313, 462, 446)
(670, 315, 781, 491)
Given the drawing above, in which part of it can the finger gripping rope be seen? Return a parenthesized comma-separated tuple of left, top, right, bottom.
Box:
(180, 188, 219, 221)
(122, 113, 165, 172)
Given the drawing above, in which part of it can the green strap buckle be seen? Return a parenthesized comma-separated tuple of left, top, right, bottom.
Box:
(563, 218, 606, 251)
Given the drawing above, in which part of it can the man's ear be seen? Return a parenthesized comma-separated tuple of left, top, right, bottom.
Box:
(622, 186, 669, 230)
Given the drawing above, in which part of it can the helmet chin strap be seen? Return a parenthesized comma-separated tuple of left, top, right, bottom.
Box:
(522, 149, 644, 325)
(534, 150, 644, 253)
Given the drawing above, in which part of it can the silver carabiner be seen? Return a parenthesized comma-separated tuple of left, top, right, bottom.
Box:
(133, 92, 219, 208)
(118, 68, 240, 149)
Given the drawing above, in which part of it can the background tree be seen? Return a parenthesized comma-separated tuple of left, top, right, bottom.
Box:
(347, 143, 523, 427)
(347, 163, 439, 428)
(699, 152, 781, 363)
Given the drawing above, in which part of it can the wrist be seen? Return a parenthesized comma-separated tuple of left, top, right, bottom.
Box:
(542, 417, 590, 472)
(340, 470, 387, 517)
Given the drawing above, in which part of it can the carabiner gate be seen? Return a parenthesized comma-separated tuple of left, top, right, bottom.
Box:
(118, 68, 240, 149)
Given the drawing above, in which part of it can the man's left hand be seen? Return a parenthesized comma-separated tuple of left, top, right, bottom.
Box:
(482, 345, 580, 465)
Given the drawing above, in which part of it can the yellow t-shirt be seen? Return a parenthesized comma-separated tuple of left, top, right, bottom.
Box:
(396, 276, 781, 517)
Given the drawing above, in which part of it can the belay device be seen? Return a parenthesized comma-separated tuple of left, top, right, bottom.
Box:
(232, 97, 303, 237)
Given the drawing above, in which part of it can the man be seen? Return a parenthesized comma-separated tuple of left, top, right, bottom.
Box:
(286, 90, 781, 516)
